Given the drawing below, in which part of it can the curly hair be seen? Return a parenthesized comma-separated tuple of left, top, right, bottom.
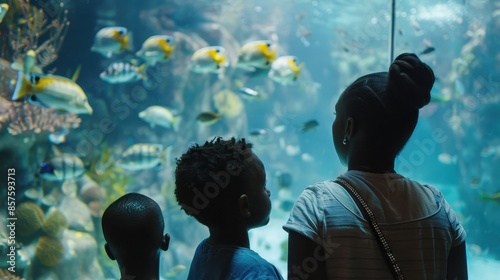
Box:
(174, 137, 254, 227)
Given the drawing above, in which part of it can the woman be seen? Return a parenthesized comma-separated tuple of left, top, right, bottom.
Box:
(284, 53, 467, 279)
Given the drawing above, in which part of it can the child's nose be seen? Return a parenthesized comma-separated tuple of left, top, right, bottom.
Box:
(266, 188, 271, 197)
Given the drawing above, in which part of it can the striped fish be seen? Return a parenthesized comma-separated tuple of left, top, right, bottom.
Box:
(39, 154, 85, 181)
(116, 143, 166, 171)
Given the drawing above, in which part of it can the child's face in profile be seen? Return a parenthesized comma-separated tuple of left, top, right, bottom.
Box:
(244, 152, 272, 229)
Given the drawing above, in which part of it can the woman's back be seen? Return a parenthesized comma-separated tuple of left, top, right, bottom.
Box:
(284, 170, 466, 279)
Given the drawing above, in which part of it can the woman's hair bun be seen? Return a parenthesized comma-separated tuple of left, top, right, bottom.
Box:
(388, 53, 435, 109)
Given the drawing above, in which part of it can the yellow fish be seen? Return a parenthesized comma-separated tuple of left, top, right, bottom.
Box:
(237, 40, 277, 70)
(190, 46, 228, 74)
(91, 26, 133, 58)
(136, 35, 175, 66)
(0, 3, 8, 24)
(196, 112, 221, 126)
(268, 55, 302, 85)
(10, 50, 44, 75)
(139, 105, 181, 131)
(12, 72, 93, 115)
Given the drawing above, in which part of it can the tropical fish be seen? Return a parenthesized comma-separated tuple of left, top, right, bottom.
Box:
(278, 198, 295, 212)
(91, 26, 133, 58)
(0, 3, 8, 24)
(48, 128, 70, 144)
(100, 59, 147, 84)
(479, 192, 500, 203)
(438, 153, 458, 165)
(268, 56, 302, 85)
(138, 106, 181, 131)
(249, 129, 267, 137)
(39, 154, 85, 181)
(12, 72, 93, 115)
(275, 171, 293, 189)
(190, 46, 228, 74)
(237, 40, 276, 70)
(116, 143, 167, 171)
(420, 46, 435, 55)
(300, 119, 319, 132)
(301, 153, 314, 162)
(196, 112, 221, 125)
(136, 35, 175, 66)
(165, 264, 187, 278)
(10, 50, 43, 75)
(239, 87, 262, 100)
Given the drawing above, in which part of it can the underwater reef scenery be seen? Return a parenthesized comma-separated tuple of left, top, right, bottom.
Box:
(0, 0, 499, 279)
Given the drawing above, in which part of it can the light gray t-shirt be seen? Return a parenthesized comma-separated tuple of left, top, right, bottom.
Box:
(283, 170, 466, 280)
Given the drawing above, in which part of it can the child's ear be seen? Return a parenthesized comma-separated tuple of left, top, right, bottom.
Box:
(238, 194, 251, 217)
(161, 233, 170, 251)
(104, 244, 115, 260)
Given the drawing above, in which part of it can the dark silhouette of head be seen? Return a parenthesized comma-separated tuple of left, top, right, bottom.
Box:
(102, 193, 170, 280)
(333, 53, 435, 169)
(175, 137, 271, 229)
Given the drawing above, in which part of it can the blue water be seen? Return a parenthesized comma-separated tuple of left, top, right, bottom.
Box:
(0, 0, 499, 279)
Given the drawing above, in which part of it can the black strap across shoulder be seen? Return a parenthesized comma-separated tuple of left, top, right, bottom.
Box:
(334, 177, 405, 280)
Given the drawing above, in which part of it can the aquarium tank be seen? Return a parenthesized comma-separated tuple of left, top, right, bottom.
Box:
(0, 0, 499, 279)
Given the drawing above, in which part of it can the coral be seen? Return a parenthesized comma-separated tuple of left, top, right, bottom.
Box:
(16, 202, 44, 237)
(7, 0, 70, 69)
(213, 89, 243, 118)
(42, 207, 68, 238)
(80, 183, 106, 205)
(0, 97, 81, 135)
(35, 236, 65, 266)
(0, 268, 26, 280)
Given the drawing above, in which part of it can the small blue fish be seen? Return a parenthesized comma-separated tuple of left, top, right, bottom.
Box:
(420, 46, 435, 55)
(300, 120, 319, 132)
(239, 87, 262, 100)
(275, 171, 293, 189)
(249, 129, 268, 137)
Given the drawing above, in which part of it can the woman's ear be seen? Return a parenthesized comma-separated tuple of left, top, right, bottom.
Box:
(161, 233, 170, 251)
(344, 117, 355, 141)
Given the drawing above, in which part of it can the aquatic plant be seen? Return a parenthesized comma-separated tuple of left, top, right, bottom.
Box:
(35, 236, 65, 267)
(87, 143, 132, 207)
(0, 96, 81, 135)
(42, 207, 68, 238)
(6, 0, 69, 68)
(16, 202, 44, 238)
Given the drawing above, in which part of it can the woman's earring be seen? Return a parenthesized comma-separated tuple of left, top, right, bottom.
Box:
(342, 137, 347, 145)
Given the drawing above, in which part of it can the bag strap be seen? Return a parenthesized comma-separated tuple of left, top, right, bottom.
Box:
(334, 178, 405, 280)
